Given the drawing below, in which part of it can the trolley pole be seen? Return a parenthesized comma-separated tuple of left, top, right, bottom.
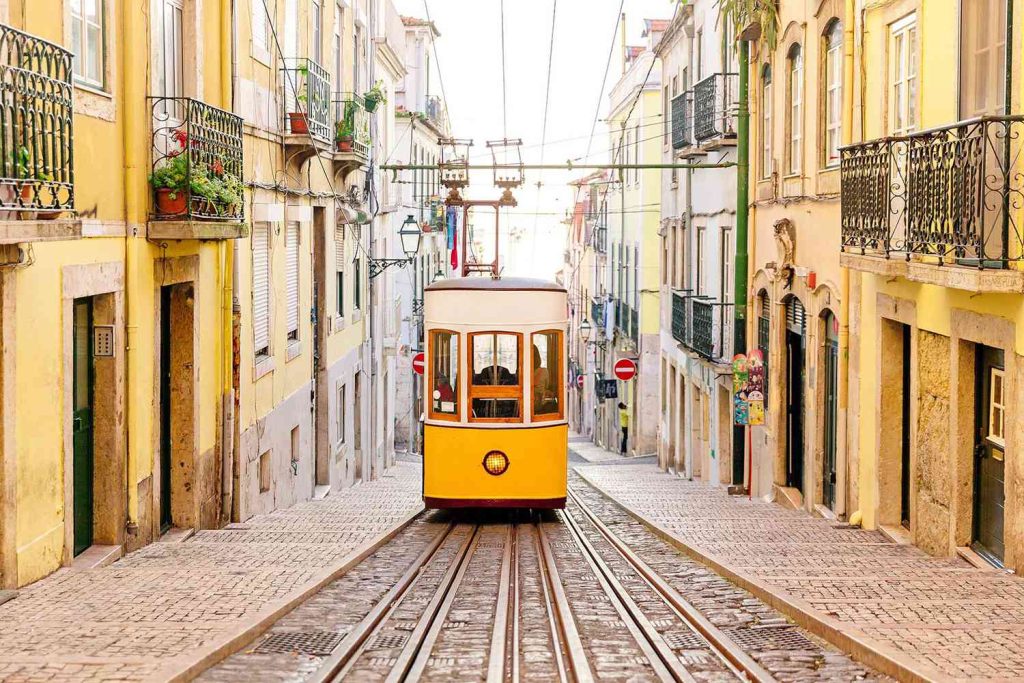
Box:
(732, 40, 751, 489)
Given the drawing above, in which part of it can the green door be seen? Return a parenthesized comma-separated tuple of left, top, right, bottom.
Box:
(72, 298, 94, 556)
(973, 345, 1006, 565)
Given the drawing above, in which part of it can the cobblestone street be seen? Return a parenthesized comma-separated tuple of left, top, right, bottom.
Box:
(576, 459, 1024, 681)
(0, 465, 423, 682)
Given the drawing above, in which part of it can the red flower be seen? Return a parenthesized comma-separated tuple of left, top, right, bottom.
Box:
(211, 158, 225, 176)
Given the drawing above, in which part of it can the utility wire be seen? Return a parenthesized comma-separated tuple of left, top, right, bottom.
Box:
(499, 0, 508, 139)
(530, 0, 559, 262)
(422, 0, 451, 126)
(583, 0, 626, 164)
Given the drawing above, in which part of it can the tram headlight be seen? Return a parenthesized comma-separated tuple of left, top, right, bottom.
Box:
(482, 450, 510, 476)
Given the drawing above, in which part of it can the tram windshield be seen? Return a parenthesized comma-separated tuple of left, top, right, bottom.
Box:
(532, 331, 561, 418)
(470, 333, 521, 419)
(430, 330, 459, 417)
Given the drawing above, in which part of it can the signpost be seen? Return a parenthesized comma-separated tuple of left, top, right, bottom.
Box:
(613, 358, 637, 382)
(412, 352, 425, 376)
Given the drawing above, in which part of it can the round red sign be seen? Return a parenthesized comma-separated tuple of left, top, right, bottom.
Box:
(412, 352, 425, 375)
(576, 374, 585, 389)
(613, 358, 637, 381)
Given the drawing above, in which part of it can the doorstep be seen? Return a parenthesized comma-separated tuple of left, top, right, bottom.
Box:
(0, 590, 17, 606)
(878, 524, 912, 546)
(70, 544, 121, 570)
(158, 527, 195, 543)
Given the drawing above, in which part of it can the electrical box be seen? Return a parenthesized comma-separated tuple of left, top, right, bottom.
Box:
(94, 325, 115, 357)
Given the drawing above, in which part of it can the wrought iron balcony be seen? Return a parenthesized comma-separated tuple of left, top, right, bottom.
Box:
(671, 91, 693, 151)
(0, 24, 74, 219)
(150, 97, 244, 223)
(333, 93, 370, 160)
(841, 116, 1024, 269)
(693, 73, 738, 143)
(670, 290, 690, 345)
(673, 294, 731, 363)
(593, 225, 607, 253)
(629, 304, 638, 341)
(281, 58, 332, 143)
(590, 297, 604, 326)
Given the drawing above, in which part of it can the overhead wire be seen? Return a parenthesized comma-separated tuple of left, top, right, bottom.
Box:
(530, 0, 559, 265)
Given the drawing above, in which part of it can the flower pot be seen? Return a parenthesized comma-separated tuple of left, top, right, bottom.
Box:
(288, 112, 310, 134)
(738, 21, 762, 42)
(19, 184, 60, 220)
(364, 97, 379, 113)
(154, 187, 187, 216)
(336, 137, 354, 152)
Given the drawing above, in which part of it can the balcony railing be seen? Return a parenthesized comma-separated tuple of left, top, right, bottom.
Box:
(593, 225, 607, 253)
(0, 24, 74, 217)
(841, 116, 1024, 267)
(590, 298, 604, 326)
(672, 293, 731, 363)
(693, 73, 738, 143)
(150, 97, 244, 221)
(671, 91, 693, 150)
(629, 304, 638, 341)
(426, 95, 445, 129)
(333, 93, 370, 158)
(281, 58, 332, 143)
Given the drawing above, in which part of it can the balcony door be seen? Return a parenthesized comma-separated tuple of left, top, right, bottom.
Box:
(72, 299, 95, 556)
(959, 0, 1007, 119)
(152, 0, 186, 160)
(784, 297, 805, 492)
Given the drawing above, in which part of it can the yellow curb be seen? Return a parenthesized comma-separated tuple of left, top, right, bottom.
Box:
(150, 503, 425, 683)
(574, 466, 954, 683)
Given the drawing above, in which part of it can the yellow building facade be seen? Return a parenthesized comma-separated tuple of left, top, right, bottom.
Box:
(844, 0, 1024, 571)
(0, 0, 239, 587)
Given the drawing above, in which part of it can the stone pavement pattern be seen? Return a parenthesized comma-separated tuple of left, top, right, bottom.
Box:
(0, 464, 422, 682)
(576, 461, 1024, 681)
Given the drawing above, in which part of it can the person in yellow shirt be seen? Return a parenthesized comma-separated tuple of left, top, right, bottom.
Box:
(618, 402, 629, 455)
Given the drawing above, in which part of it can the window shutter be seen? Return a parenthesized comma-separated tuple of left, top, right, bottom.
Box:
(252, 223, 271, 354)
(286, 221, 300, 335)
(335, 223, 346, 270)
(786, 297, 806, 334)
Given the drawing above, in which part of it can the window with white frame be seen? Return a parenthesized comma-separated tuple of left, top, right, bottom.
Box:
(988, 367, 1006, 447)
(337, 383, 347, 444)
(720, 226, 733, 304)
(960, 0, 1006, 118)
(786, 44, 803, 175)
(695, 226, 705, 295)
(334, 3, 344, 89)
(761, 64, 773, 178)
(823, 20, 843, 167)
(154, 0, 184, 101)
(252, 0, 270, 55)
(889, 14, 917, 135)
(286, 222, 300, 341)
(311, 0, 323, 64)
(71, 0, 105, 88)
(252, 223, 271, 359)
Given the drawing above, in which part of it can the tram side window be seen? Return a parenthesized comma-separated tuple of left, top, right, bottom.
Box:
(532, 331, 562, 419)
(430, 330, 459, 418)
(470, 333, 521, 420)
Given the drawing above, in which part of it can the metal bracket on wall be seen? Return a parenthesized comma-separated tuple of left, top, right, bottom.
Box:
(368, 258, 412, 279)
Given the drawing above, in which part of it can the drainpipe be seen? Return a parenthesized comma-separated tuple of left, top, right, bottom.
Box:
(838, 0, 854, 520)
(230, 0, 243, 523)
(731, 40, 750, 488)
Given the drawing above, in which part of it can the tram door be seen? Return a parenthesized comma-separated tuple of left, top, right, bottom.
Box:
(973, 345, 1006, 565)
(784, 298, 805, 491)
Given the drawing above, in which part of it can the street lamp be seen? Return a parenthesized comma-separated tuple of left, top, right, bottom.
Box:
(369, 215, 422, 279)
(432, 266, 446, 283)
(580, 319, 592, 343)
(399, 214, 422, 258)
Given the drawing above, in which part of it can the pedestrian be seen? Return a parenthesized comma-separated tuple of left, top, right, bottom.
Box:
(618, 402, 628, 455)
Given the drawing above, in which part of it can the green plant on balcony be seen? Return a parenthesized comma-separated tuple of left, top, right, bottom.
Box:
(150, 153, 243, 219)
(714, 0, 780, 49)
(8, 146, 60, 219)
(363, 81, 387, 113)
(288, 62, 311, 134)
(149, 154, 190, 215)
(335, 100, 357, 151)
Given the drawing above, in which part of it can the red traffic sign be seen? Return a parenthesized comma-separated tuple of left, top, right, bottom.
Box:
(613, 358, 637, 381)
(576, 374, 585, 389)
(412, 352, 425, 375)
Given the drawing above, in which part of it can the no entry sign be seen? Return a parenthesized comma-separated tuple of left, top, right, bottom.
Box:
(576, 374, 585, 389)
(613, 358, 637, 381)
(412, 352, 425, 375)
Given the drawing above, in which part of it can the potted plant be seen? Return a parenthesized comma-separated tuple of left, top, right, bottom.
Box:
(14, 147, 62, 219)
(149, 154, 190, 216)
(362, 81, 387, 113)
(287, 63, 311, 134)
(335, 100, 356, 151)
(216, 172, 244, 217)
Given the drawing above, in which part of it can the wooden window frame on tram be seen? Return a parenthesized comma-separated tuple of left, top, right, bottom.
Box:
(467, 331, 524, 424)
(530, 329, 565, 423)
(428, 328, 461, 422)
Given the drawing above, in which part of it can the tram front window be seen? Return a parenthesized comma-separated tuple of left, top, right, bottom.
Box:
(430, 330, 459, 418)
(532, 331, 562, 418)
(470, 333, 521, 420)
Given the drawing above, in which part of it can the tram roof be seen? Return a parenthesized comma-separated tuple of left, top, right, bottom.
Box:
(425, 276, 566, 293)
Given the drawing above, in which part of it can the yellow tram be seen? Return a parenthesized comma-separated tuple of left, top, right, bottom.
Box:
(422, 276, 568, 508)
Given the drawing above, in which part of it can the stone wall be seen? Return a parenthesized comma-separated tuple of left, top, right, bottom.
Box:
(915, 330, 952, 556)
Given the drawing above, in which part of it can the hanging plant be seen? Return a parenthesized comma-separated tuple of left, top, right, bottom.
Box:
(714, 0, 780, 50)
(362, 81, 387, 113)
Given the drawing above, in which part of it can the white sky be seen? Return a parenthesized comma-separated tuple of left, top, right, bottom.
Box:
(392, 0, 674, 280)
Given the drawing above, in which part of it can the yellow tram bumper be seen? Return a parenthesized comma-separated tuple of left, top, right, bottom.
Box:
(423, 423, 568, 509)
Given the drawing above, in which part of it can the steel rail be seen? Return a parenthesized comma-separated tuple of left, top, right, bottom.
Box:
(485, 525, 514, 683)
(306, 521, 456, 683)
(530, 523, 571, 683)
(322, 524, 478, 682)
(536, 521, 596, 683)
(558, 506, 691, 683)
(567, 489, 777, 683)
(392, 526, 482, 682)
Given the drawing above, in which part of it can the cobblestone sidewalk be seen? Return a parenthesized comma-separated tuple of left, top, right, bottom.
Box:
(575, 457, 1024, 682)
(0, 464, 423, 682)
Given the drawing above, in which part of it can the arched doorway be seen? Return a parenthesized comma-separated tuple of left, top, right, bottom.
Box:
(784, 297, 806, 491)
(822, 309, 839, 510)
